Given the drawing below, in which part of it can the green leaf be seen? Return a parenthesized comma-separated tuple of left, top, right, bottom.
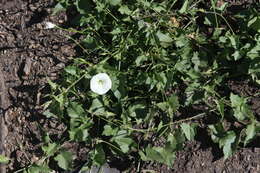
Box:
(179, 0, 189, 14)
(47, 79, 58, 90)
(156, 31, 173, 43)
(219, 36, 227, 43)
(157, 121, 164, 133)
(208, 123, 238, 159)
(152, 5, 166, 13)
(89, 98, 105, 114)
(114, 137, 134, 153)
(64, 66, 77, 76)
(25, 164, 51, 173)
(157, 94, 179, 116)
(102, 125, 118, 136)
(215, 99, 225, 119)
(135, 55, 148, 66)
(168, 94, 180, 113)
(155, 72, 167, 90)
(204, 14, 215, 26)
(52, 3, 66, 15)
(157, 102, 168, 112)
(167, 131, 185, 150)
(107, 0, 121, 6)
(219, 131, 236, 160)
(230, 93, 255, 121)
(67, 102, 85, 118)
(42, 143, 59, 156)
(208, 123, 225, 143)
(127, 103, 148, 122)
(138, 150, 147, 161)
(180, 123, 197, 140)
(256, 123, 260, 133)
(82, 35, 98, 49)
(145, 147, 164, 163)
(248, 16, 260, 31)
(75, 0, 92, 14)
(228, 35, 237, 48)
(111, 74, 127, 100)
(54, 151, 73, 170)
(43, 110, 57, 118)
(175, 35, 190, 48)
(156, 31, 173, 47)
(216, 2, 228, 11)
(230, 93, 246, 121)
(69, 118, 91, 142)
(43, 132, 51, 143)
(118, 5, 132, 15)
(140, 133, 183, 167)
(0, 155, 9, 163)
(248, 59, 260, 84)
(230, 93, 244, 107)
(244, 122, 256, 146)
(144, 146, 176, 167)
(232, 50, 241, 61)
(93, 144, 106, 166)
(159, 144, 176, 167)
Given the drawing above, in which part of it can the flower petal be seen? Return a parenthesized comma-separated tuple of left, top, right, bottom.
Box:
(45, 22, 56, 29)
(90, 73, 112, 95)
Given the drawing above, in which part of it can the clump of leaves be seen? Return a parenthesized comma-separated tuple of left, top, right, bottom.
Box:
(29, 0, 260, 172)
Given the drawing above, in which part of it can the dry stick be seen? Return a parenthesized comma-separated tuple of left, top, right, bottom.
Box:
(0, 67, 10, 173)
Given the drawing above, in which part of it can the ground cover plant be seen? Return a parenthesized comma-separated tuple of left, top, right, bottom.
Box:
(18, 0, 260, 172)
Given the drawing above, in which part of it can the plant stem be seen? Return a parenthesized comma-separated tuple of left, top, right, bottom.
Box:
(97, 139, 122, 152)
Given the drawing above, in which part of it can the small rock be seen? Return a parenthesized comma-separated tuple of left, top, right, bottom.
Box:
(61, 45, 75, 57)
(16, 33, 23, 39)
(23, 58, 32, 76)
(56, 63, 65, 69)
(83, 163, 120, 173)
(36, 23, 43, 29)
(29, 4, 37, 11)
(52, 45, 59, 50)
(58, 19, 64, 24)
(254, 148, 260, 153)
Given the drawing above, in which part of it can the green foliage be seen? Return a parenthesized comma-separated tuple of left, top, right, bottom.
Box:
(180, 123, 197, 141)
(0, 155, 9, 164)
(230, 93, 254, 121)
(244, 122, 257, 146)
(209, 94, 259, 159)
(36, 0, 260, 171)
(139, 132, 185, 167)
(209, 123, 237, 159)
(23, 164, 51, 173)
(92, 144, 106, 166)
(42, 143, 59, 157)
(54, 151, 73, 170)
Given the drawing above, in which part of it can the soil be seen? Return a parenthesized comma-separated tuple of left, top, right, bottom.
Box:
(0, 0, 259, 173)
(0, 0, 77, 172)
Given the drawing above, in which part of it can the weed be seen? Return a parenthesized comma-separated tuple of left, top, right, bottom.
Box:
(21, 0, 260, 172)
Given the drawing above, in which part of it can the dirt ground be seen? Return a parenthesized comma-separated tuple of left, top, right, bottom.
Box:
(0, 0, 76, 172)
(0, 0, 259, 173)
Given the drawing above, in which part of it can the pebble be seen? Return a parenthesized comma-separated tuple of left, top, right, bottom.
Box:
(23, 58, 32, 76)
(29, 4, 37, 11)
(254, 148, 260, 153)
(56, 63, 65, 69)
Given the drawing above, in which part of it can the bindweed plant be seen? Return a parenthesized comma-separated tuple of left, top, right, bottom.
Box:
(23, 0, 260, 172)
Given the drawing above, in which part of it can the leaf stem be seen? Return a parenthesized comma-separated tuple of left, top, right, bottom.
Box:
(97, 139, 122, 152)
(201, 11, 234, 35)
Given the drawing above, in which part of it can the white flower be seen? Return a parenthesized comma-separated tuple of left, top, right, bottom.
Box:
(45, 22, 56, 29)
(90, 73, 112, 95)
